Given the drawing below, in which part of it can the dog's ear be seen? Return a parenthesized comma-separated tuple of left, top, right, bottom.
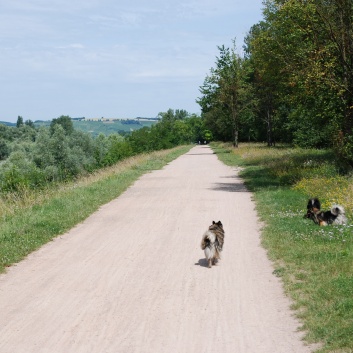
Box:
(314, 198, 321, 210)
(217, 221, 222, 226)
(212, 221, 216, 224)
(307, 198, 321, 211)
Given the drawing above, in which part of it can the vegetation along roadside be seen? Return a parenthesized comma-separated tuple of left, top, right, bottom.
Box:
(0, 145, 192, 274)
(211, 142, 353, 353)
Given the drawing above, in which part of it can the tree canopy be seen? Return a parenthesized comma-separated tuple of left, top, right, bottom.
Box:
(0, 111, 204, 192)
(196, 0, 353, 165)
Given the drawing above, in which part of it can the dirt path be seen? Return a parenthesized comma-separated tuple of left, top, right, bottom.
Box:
(0, 145, 312, 353)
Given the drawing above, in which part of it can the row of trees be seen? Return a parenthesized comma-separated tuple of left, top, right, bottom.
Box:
(197, 0, 353, 165)
(0, 111, 210, 192)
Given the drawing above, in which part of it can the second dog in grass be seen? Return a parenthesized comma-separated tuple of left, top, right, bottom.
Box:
(201, 221, 225, 268)
(305, 198, 347, 226)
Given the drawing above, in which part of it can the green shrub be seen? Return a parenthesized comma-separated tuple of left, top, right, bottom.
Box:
(0, 151, 45, 191)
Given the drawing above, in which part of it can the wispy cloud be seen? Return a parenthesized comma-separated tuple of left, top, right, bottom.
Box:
(55, 43, 85, 50)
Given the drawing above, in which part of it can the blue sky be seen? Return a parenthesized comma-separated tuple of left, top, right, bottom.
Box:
(1, 0, 264, 122)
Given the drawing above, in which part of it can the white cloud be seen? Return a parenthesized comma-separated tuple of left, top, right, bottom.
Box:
(55, 43, 85, 50)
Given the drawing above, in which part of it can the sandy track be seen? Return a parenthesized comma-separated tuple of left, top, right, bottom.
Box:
(0, 145, 312, 353)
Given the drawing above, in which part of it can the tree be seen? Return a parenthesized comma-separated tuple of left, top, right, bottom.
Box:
(247, 0, 353, 161)
(244, 22, 280, 146)
(16, 116, 24, 128)
(174, 109, 189, 120)
(197, 42, 256, 146)
(0, 141, 9, 160)
(310, 0, 353, 161)
(25, 119, 35, 128)
(50, 115, 74, 135)
(216, 44, 243, 147)
(185, 115, 208, 143)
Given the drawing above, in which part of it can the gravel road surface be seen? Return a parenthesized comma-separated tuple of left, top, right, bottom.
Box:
(0, 145, 313, 353)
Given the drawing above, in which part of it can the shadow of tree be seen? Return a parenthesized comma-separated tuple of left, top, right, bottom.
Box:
(210, 182, 249, 192)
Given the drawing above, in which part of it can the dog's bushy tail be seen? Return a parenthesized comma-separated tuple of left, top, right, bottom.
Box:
(201, 230, 215, 250)
(331, 205, 345, 216)
(331, 204, 348, 225)
(200, 237, 209, 250)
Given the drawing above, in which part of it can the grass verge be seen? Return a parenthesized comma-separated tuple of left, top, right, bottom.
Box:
(211, 142, 353, 353)
(0, 145, 192, 273)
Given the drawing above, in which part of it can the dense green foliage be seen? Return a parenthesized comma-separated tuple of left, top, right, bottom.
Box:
(197, 43, 257, 146)
(0, 111, 206, 193)
(198, 0, 353, 165)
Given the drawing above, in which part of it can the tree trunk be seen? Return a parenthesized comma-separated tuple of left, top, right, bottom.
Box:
(233, 128, 238, 147)
(266, 109, 273, 147)
(231, 93, 239, 148)
(340, 0, 353, 136)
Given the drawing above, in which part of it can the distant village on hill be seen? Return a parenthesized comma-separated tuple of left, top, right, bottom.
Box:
(1, 116, 159, 126)
(71, 117, 159, 122)
(0, 116, 159, 136)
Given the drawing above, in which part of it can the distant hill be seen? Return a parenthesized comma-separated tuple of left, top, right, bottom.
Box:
(0, 121, 16, 127)
(71, 119, 156, 136)
(1, 118, 157, 136)
(33, 119, 157, 136)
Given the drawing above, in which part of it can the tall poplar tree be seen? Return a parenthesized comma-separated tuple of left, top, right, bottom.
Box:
(197, 42, 253, 146)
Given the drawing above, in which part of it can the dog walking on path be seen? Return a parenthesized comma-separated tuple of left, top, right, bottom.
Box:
(201, 221, 225, 268)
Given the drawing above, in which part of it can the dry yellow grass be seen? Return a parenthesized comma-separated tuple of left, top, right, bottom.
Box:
(294, 176, 353, 212)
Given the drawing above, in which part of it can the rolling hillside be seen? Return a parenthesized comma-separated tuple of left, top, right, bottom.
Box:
(34, 119, 157, 136)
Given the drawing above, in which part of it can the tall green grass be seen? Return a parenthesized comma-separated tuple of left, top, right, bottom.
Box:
(0, 146, 192, 273)
(212, 142, 353, 353)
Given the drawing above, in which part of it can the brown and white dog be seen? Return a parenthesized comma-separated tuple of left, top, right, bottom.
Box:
(305, 198, 347, 226)
(200, 221, 225, 268)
